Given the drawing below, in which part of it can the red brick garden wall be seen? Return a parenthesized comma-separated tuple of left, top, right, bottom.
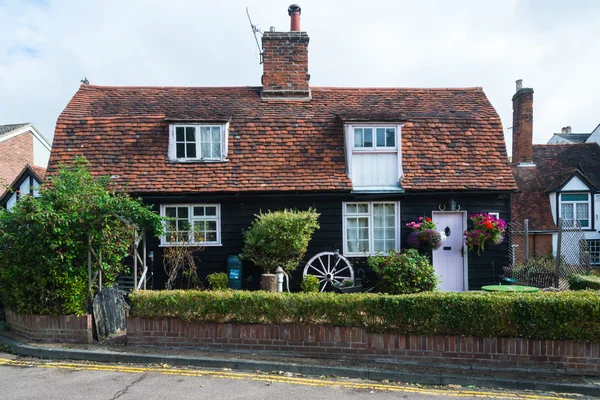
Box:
(127, 317, 600, 375)
(6, 310, 93, 344)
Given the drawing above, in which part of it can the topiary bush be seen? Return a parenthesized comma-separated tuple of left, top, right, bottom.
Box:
(207, 272, 228, 290)
(568, 274, 600, 291)
(368, 248, 437, 294)
(129, 290, 600, 341)
(300, 275, 320, 293)
(241, 208, 320, 273)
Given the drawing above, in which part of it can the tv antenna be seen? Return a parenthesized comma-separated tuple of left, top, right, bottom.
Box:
(246, 8, 263, 64)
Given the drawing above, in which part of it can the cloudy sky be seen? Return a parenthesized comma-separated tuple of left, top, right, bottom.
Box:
(1, 0, 599, 155)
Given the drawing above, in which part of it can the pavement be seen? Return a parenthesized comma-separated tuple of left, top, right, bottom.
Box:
(1, 332, 599, 397)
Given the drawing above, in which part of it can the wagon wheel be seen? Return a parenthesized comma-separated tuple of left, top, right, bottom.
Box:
(303, 251, 354, 292)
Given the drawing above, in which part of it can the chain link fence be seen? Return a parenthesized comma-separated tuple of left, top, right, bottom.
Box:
(503, 218, 591, 290)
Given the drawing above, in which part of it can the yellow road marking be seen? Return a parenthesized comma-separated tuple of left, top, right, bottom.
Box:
(0, 357, 569, 399)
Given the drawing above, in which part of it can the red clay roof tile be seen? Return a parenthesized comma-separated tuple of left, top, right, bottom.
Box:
(48, 85, 517, 193)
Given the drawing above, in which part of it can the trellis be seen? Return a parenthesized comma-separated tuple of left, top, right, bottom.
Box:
(87, 215, 148, 297)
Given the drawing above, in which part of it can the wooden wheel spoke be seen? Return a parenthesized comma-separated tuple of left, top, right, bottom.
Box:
(308, 264, 327, 275)
(334, 265, 350, 275)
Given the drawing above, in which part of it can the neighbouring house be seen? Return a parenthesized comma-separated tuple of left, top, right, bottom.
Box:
(547, 124, 600, 145)
(0, 123, 51, 197)
(511, 82, 600, 267)
(0, 164, 46, 210)
(47, 6, 517, 291)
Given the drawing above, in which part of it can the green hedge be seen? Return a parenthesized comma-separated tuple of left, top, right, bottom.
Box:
(130, 290, 600, 341)
(568, 274, 600, 291)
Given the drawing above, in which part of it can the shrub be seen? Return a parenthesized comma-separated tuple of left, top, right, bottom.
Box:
(0, 158, 163, 315)
(568, 274, 600, 291)
(300, 275, 320, 293)
(129, 290, 600, 341)
(207, 272, 228, 290)
(368, 249, 437, 294)
(241, 208, 320, 273)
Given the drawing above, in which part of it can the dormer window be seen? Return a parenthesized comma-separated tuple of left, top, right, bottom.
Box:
(169, 124, 228, 161)
(559, 193, 591, 228)
(345, 124, 403, 191)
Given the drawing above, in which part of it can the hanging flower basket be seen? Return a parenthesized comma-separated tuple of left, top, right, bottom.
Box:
(464, 213, 507, 255)
(406, 216, 445, 251)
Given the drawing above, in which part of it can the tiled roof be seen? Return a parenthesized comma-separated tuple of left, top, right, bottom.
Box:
(0, 123, 29, 136)
(512, 143, 600, 231)
(29, 165, 46, 181)
(48, 85, 517, 194)
(0, 164, 46, 207)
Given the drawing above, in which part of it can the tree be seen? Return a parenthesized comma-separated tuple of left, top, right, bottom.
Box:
(0, 157, 163, 315)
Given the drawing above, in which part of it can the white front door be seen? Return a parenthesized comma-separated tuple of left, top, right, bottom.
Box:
(432, 212, 466, 291)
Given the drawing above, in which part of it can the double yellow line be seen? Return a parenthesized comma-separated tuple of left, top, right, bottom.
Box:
(0, 357, 569, 399)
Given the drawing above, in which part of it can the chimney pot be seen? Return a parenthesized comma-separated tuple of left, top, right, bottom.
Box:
(516, 79, 523, 92)
(270, 26, 276, 32)
(288, 4, 301, 32)
(566, 126, 572, 133)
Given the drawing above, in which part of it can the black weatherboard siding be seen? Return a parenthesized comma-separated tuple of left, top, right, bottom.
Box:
(139, 192, 511, 291)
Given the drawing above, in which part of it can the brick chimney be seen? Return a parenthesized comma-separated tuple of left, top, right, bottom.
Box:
(512, 79, 534, 165)
(261, 4, 310, 99)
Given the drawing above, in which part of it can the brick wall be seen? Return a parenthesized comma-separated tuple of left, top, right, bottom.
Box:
(512, 88, 534, 165)
(0, 131, 34, 196)
(261, 32, 310, 98)
(6, 310, 93, 344)
(128, 318, 600, 375)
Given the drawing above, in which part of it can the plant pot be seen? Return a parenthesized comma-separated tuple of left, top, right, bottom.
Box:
(260, 274, 277, 292)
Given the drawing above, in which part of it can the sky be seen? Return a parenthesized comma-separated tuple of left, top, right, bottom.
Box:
(1, 0, 599, 156)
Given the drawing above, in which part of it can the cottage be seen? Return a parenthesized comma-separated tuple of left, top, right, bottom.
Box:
(511, 82, 600, 266)
(48, 5, 517, 291)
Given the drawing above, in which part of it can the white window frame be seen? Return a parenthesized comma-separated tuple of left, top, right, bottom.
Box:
(160, 204, 222, 246)
(558, 192, 591, 228)
(168, 123, 229, 161)
(342, 201, 400, 257)
(344, 123, 404, 187)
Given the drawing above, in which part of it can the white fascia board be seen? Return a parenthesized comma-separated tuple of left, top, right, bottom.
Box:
(0, 123, 52, 150)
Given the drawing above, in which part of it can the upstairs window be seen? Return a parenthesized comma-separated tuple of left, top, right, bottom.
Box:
(559, 193, 590, 228)
(169, 124, 228, 161)
(345, 124, 403, 190)
(353, 127, 396, 150)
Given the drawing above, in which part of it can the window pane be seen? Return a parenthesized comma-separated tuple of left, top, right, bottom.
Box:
(576, 203, 589, 227)
(347, 218, 358, 228)
(373, 204, 384, 216)
(193, 207, 205, 216)
(357, 204, 369, 213)
(347, 240, 357, 253)
(201, 127, 210, 142)
(177, 207, 189, 218)
(374, 228, 384, 240)
(358, 227, 369, 239)
(185, 127, 195, 141)
(165, 220, 176, 230)
(358, 240, 369, 252)
(561, 193, 588, 201)
(347, 226, 357, 240)
(354, 129, 363, 147)
(385, 240, 395, 251)
(346, 204, 357, 214)
(201, 143, 210, 159)
(374, 240, 385, 252)
(207, 221, 217, 231)
(176, 127, 184, 141)
(205, 206, 217, 216)
(165, 207, 177, 218)
(212, 142, 221, 158)
(193, 220, 205, 231)
(384, 204, 395, 215)
(386, 128, 395, 147)
(212, 127, 220, 142)
(376, 128, 385, 147)
(186, 143, 196, 158)
(176, 143, 185, 158)
(207, 232, 217, 242)
(561, 203, 574, 219)
(385, 228, 396, 240)
(363, 128, 373, 147)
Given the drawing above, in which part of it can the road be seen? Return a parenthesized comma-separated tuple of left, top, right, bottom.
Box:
(0, 353, 581, 400)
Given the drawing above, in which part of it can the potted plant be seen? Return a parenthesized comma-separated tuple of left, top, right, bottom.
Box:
(332, 278, 363, 294)
(241, 208, 320, 291)
(464, 213, 507, 255)
(406, 216, 444, 252)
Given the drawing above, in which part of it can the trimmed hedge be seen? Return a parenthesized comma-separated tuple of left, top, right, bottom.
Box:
(130, 290, 600, 341)
(569, 274, 600, 291)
